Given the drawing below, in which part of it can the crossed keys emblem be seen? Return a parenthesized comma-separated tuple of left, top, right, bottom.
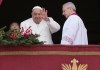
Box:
(62, 58, 88, 70)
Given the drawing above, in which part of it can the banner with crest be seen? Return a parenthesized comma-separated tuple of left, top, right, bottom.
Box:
(0, 45, 100, 70)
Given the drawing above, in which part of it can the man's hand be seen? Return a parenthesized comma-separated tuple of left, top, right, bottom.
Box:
(42, 8, 49, 21)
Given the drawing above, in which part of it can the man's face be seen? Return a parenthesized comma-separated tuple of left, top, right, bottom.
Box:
(32, 9, 43, 24)
(10, 23, 19, 30)
(62, 6, 71, 18)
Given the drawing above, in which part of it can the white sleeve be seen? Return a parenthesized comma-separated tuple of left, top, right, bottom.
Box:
(61, 16, 79, 44)
(46, 17, 60, 34)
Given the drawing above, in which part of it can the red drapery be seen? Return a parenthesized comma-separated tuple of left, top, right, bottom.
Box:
(0, 0, 3, 5)
(0, 44, 100, 70)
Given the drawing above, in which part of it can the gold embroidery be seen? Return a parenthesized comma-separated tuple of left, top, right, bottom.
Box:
(0, 51, 100, 55)
(62, 58, 88, 70)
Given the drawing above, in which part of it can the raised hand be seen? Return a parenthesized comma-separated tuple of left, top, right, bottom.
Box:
(42, 8, 49, 21)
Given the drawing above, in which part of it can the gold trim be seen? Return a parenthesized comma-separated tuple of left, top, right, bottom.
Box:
(0, 51, 100, 55)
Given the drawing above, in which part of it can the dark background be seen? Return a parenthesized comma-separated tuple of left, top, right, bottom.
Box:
(0, 0, 100, 44)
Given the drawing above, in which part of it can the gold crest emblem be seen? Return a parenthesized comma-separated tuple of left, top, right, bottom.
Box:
(62, 58, 88, 70)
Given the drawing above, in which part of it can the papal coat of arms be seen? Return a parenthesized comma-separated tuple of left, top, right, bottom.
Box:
(62, 58, 88, 70)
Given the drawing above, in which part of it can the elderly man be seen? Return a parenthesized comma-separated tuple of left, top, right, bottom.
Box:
(61, 2, 88, 45)
(20, 6, 60, 44)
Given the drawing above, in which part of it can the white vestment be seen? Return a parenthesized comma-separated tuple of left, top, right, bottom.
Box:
(61, 15, 88, 45)
(20, 17, 60, 44)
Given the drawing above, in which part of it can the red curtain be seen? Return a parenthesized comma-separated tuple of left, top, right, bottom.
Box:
(0, 45, 100, 70)
(0, 0, 3, 5)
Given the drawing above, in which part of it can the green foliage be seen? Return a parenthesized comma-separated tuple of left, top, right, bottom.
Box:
(0, 26, 44, 46)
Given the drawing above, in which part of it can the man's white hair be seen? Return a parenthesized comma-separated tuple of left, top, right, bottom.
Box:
(32, 6, 42, 10)
(63, 2, 76, 11)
